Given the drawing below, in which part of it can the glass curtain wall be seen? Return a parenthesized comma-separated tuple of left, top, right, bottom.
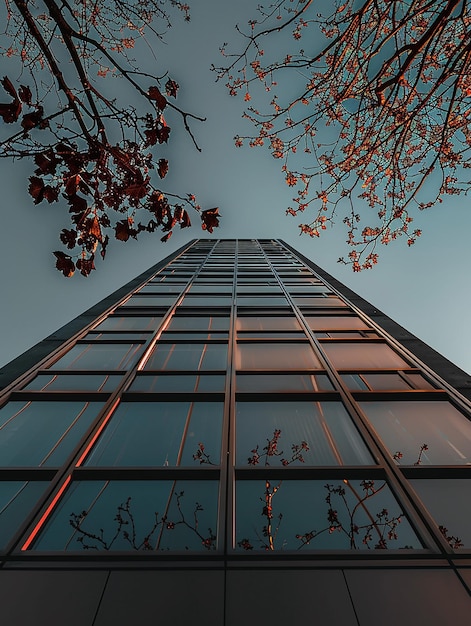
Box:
(0, 240, 470, 558)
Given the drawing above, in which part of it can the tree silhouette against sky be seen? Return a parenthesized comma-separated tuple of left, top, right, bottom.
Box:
(0, 0, 219, 277)
(215, 0, 471, 270)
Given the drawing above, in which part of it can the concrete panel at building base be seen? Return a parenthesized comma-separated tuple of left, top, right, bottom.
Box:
(94, 570, 225, 626)
(226, 569, 358, 625)
(0, 570, 108, 626)
(345, 568, 471, 625)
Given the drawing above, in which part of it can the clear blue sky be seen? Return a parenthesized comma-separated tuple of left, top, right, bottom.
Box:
(1, 1, 470, 374)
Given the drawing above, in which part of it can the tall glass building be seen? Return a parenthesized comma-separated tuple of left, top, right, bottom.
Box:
(0, 239, 470, 624)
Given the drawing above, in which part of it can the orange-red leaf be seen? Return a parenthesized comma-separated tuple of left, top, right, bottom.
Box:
(148, 86, 167, 110)
(158, 158, 169, 179)
(53, 251, 75, 277)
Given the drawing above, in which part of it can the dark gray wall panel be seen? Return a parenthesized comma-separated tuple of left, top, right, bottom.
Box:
(0, 570, 107, 626)
(94, 570, 224, 626)
(226, 569, 358, 626)
(345, 568, 471, 625)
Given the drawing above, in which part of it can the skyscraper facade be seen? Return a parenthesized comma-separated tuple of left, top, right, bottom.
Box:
(0, 239, 470, 625)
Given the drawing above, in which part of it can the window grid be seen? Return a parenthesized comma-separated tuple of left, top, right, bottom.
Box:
(0, 239, 468, 559)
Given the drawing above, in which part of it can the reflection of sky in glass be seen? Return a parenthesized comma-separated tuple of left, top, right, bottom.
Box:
(236, 401, 373, 466)
(49, 343, 143, 370)
(360, 401, 471, 465)
(411, 479, 471, 549)
(0, 401, 102, 466)
(85, 402, 223, 466)
(0, 481, 48, 549)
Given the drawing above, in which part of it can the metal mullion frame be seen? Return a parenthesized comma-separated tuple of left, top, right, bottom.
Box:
(224, 241, 243, 556)
(121, 392, 225, 403)
(10, 391, 112, 402)
(0, 240, 198, 403)
(350, 390, 448, 402)
(6, 240, 217, 557)
(234, 391, 340, 402)
(233, 465, 436, 558)
(75, 339, 147, 345)
(258, 240, 445, 554)
(279, 240, 471, 415)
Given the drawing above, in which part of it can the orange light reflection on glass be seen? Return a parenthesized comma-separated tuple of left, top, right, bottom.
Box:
(137, 307, 179, 370)
(21, 475, 72, 551)
(75, 397, 120, 467)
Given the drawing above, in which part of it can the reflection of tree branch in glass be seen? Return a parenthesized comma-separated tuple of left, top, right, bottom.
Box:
(69, 492, 216, 551)
(394, 444, 464, 549)
(237, 431, 411, 551)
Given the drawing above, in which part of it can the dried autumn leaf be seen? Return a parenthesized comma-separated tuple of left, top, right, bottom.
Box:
(201, 207, 220, 233)
(165, 78, 179, 98)
(161, 231, 172, 242)
(115, 219, 137, 241)
(157, 123, 171, 144)
(1, 76, 17, 98)
(67, 194, 88, 214)
(59, 228, 78, 249)
(21, 107, 44, 131)
(76, 255, 95, 276)
(53, 251, 75, 277)
(64, 174, 81, 196)
(181, 209, 191, 228)
(28, 176, 44, 204)
(148, 86, 167, 110)
(0, 99, 21, 123)
(18, 85, 32, 104)
(43, 185, 60, 203)
(157, 158, 169, 179)
(88, 215, 102, 240)
(34, 149, 59, 175)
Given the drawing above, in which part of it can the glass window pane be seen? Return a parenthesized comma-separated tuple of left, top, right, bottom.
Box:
(295, 296, 346, 307)
(341, 373, 413, 391)
(340, 374, 369, 391)
(237, 297, 288, 307)
(237, 331, 306, 339)
(236, 286, 283, 294)
(50, 343, 143, 370)
(361, 373, 412, 391)
(359, 401, 471, 465)
(127, 296, 177, 307)
(129, 374, 225, 393)
(94, 316, 163, 331)
(145, 343, 228, 371)
(34, 480, 218, 551)
(0, 401, 102, 466)
(161, 332, 228, 340)
(84, 332, 151, 340)
(236, 317, 301, 331)
(181, 296, 232, 307)
(403, 373, 436, 390)
(285, 286, 329, 294)
(236, 343, 322, 370)
(85, 401, 223, 467)
(168, 317, 229, 331)
(138, 285, 183, 294)
(411, 479, 471, 549)
(236, 479, 420, 551)
(236, 401, 372, 466)
(305, 316, 369, 330)
(323, 343, 409, 369)
(189, 285, 232, 293)
(0, 481, 48, 550)
(23, 373, 124, 392)
(236, 373, 333, 392)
